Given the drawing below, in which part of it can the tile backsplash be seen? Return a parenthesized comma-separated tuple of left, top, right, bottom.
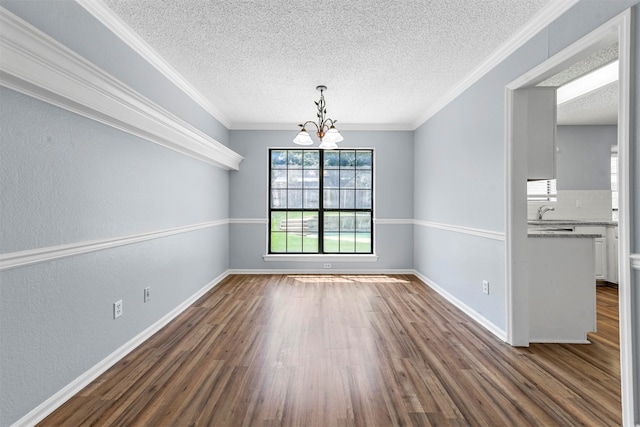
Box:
(528, 190, 613, 220)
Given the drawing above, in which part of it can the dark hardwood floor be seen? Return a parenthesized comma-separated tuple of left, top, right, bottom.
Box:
(40, 275, 621, 426)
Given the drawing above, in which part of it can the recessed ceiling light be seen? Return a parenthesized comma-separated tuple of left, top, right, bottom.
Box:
(557, 60, 618, 105)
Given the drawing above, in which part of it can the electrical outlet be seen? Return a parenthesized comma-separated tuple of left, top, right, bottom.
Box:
(144, 287, 151, 303)
(113, 300, 123, 319)
(324, 263, 331, 269)
(482, 280, 490, 295)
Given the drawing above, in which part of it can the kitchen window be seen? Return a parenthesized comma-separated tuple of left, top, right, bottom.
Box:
(527, 179, 557, 202)
(269, 149, 373, 254)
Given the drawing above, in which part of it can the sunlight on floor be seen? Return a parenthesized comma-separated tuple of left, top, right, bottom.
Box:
(288, 275, 410, 284)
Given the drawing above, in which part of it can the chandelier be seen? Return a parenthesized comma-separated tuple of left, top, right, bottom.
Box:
(293, 85, 344, 149)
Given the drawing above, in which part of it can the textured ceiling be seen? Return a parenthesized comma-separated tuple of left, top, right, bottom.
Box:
(539, 42, 618, 126)
(102, 0, 553, 129)
(557, 82, 618, 125)
(538, 42, 618, 87)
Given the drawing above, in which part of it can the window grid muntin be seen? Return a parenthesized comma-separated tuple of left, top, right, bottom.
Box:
(269, 149, 373, 254)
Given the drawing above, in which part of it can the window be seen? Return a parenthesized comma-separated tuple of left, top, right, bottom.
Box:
(527, 179, 557, 202)
(269, 149, 373, 254)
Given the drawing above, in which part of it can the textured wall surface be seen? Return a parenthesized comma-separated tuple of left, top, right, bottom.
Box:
(413, 0, 638, 339)
(0, 0, 229, 145)
(0, 2, 232, 421)
(414, 226, 506, 330)
(0, 85, 231, 426)
(2, 0, 639, 425)
(228, 130, 414, 270)
(556, 125, 617, 191)
(0, 88, 229, 254)
(411, 30, 549, 330)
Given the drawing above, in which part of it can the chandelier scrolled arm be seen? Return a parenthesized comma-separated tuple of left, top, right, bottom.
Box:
(293, 86, 343, 149)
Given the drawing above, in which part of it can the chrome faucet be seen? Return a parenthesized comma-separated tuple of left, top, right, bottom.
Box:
(537, 205, 555, 220)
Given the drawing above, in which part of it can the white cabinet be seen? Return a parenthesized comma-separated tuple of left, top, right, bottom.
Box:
(516, 88, 557, 180)
(574, 226, 610, 281)
(527, 236, 596, 343)
(594, 237, 606, 280)
(606, 225, 619, 284)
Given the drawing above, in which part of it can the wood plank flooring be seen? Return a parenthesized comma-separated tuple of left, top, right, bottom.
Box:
(39, 275, 621, 426)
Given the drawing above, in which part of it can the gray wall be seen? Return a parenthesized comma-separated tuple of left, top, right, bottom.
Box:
(556, 125, 617, 190)
(412, 28, 550, 330)
(0, 3, 231, 425)
(414, 1, 639, 334)
(2, 0, 640, 425)
(0, 0, 229, 145)
(228, 130, 414, 271)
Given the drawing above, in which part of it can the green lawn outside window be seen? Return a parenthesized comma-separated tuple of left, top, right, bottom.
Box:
(269, 149, 373, 254)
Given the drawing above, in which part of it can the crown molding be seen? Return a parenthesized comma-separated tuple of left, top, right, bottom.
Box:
(75, 0, 231, 129)
(0, 7, 243, 170)
(229, 122, 415, 132)
(412, 0, 580, 129)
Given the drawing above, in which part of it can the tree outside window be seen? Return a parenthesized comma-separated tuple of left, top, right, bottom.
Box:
(269, 149, 373, 254)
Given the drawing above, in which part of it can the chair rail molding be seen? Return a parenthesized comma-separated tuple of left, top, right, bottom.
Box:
(414, 220, 505, 241)
(0, 7, 243, 171)
(0, 220, 228, 272)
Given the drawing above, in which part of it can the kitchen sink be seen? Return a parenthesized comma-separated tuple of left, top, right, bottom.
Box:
(528, 227, 575, 233)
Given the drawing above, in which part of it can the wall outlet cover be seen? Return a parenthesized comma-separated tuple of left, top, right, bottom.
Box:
(114, 300, 123, 319)
(482, 280, 490, 295)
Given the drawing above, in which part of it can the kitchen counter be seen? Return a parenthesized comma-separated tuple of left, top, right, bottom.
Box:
(528, 219, 617, 226)
(527, 236, 596, 343)
(528, 231, 603, 238)
(527, 219, 615, 238)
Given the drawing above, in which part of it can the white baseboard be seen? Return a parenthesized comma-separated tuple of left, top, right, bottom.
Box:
(227, 268, 415, 275)
(12, 269, 506, 426)
(529, 339, 591, 344)
(11, 271, 230, 427)
(412, 271, 507, 342)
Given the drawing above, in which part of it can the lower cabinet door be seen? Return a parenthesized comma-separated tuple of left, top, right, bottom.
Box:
(594, 238, 606, 280)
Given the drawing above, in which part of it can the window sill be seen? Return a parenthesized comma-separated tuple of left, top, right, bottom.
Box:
(263, 254, 378, 263)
